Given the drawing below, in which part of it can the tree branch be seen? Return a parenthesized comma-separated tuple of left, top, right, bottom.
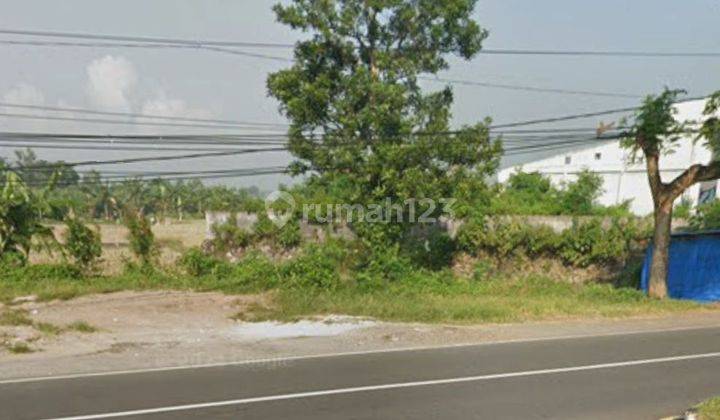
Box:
(667, 162, 720, 201)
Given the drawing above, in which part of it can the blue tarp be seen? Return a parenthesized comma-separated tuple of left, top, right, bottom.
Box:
(641, 231, 720, 302)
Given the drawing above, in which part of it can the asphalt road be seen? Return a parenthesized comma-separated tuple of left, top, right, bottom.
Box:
(3, 326, 720, 420)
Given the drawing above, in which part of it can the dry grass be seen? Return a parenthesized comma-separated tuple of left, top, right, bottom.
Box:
(698, 397, 720, 419)
(31, 219, 207, 275)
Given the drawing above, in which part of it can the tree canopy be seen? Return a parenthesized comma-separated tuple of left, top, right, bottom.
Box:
(268, 0, 502, 242)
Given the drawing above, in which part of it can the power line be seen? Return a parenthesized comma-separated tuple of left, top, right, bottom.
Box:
(479, 48, 720, 58)
(15, 147, 288, 170)
(489, 95, 709, 129)
(3, 28, 720, 57)
(0, 28, 295, 49)
(0, 102, 289, 128)
(0, 112, 288, 131)
(419, 76, 641, 99)
(0, 32, 680, 100)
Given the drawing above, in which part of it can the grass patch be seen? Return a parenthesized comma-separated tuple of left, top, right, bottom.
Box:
(35, 322, 63, 336)
(66, 321, 99, 333)
(3, 341, 34, 354)
(0, 309, 34, 326)
(253, 277, 702, 324)
(698, 397, 720, 419)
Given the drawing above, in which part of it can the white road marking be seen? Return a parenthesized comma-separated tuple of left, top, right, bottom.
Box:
(41, 351, 720, 420)
(1, 323, 718, 385)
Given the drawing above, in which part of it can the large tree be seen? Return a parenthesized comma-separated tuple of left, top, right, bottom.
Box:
(267, 0, 502, 243)
(623, 89, 720, 298)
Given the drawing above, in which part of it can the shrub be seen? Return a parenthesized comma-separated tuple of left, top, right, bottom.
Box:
(457, 217, 560, 259)
(210, 218, 252, 254)
(124, 210, 156, 265)
(280, 241, 350, 290)
(456, 214, 487, 253)
(179, 248, 226, 277)
(356, 245, 413, 289)
(0, 172, 57, 265)
(63, 218, 102, 272)
(252, 213, 303, 249)
(276, 219, 302, 249)
(558, 170, 603, 215)
(689, 200, 720, 231)
(559, 218, 636, 267)
(401, 228, 456, 270)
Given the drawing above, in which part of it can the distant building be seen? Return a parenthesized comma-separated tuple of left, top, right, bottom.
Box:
(497, 99, 716, 215)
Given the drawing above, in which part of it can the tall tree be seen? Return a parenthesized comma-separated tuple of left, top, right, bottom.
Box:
(268, 0, 502, 243)
(622, 89, 720, 298)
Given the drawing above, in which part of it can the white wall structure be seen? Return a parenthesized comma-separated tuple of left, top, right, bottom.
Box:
(498, 99, 717, 215)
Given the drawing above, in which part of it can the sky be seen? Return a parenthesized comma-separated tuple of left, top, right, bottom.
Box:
(0, 0, 718, 190)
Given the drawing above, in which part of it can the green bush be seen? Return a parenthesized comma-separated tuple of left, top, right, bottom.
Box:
(689, 200, 720, 231)
(251, 213, 302, 249)
(559, 218, 636, 267)
(276, 219, 302, 249)
(401, 228, 456, 270)
(210, 218, 252, 254)
(179, 248, 227, 277)
(457, 218, 560, 258)
(124, 211, 156, 265)
(278, 240, 353, 290)
(458, 215, 644, 268)
(63, 218, 102, 272)
(356, 245, 413, 289)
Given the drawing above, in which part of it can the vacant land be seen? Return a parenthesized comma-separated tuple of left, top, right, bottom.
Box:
(2, 219, 715, 329)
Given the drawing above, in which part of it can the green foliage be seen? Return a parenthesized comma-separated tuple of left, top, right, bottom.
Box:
(356, 245, 413, 290)
(621, 88, 689, 156)
(276, 220, 302, 249)
(0, 262, 81, 283)
(401, 228, 457, 271)
(210, 218, 252, 255)
(458, 215, 645, 268)
(689, 200, 720, 231)
(559, 170, 604, 215)
(457, 218, 560, 258)
(673, 198, 693, 220)
(280, 241, 349, 290)
(179, 248, 227, 277)
(268, 0, 501, 243)
(63, 217, 102, 272)
(559, 219, 639, 267)
(123, 210, 156, 265)
(1, 150, 264, 223)
(0, 172, 58, 265)
(490, 170, 626, 216)
(252, 214, 303, 249)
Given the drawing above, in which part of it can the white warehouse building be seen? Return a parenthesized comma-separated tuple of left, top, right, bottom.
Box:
(498, 99, 717, 215)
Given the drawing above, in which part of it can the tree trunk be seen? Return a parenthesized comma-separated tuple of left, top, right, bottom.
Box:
(648, 201, 673, 298)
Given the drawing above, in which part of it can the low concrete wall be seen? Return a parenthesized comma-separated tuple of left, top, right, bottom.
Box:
(205, 211, 355, 242)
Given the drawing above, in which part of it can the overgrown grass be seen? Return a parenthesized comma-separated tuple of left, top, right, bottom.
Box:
(698, 397, 720, 420)
(0, 243, 712, 325)
(244, 276, 702, 324)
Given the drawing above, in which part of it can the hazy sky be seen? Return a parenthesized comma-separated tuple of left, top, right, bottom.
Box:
(0, 0, 718, 190)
